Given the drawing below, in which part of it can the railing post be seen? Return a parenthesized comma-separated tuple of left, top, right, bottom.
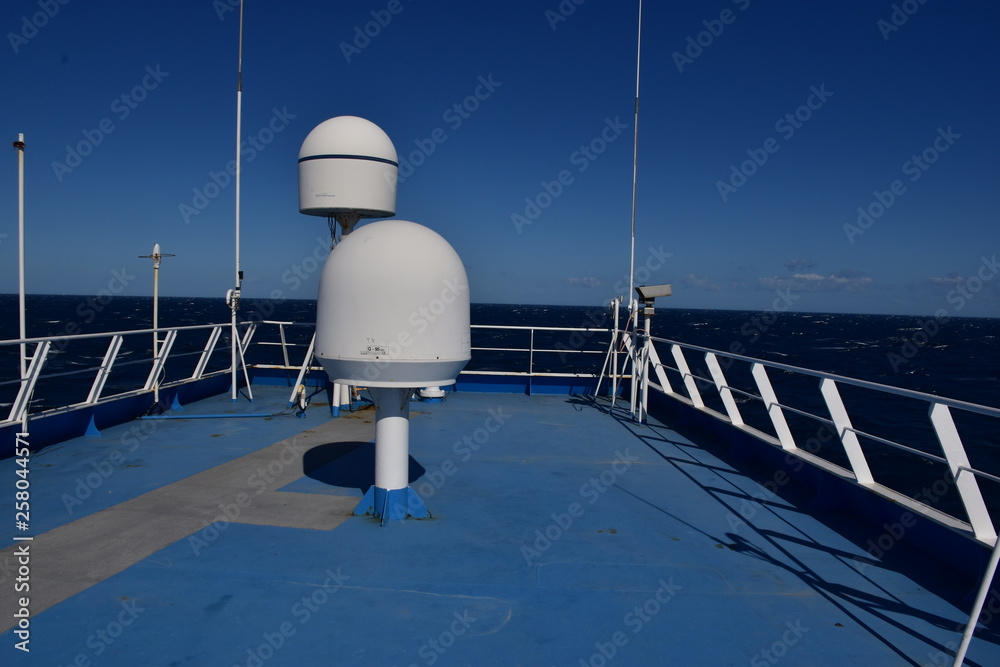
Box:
(240, 321, 258, 350)
(528, 328, 535, 376)
(8, 341, 50, 422)
(819, 378, 874, 484)
(929, 402, 996, 543)
(670, 344, 704, 408)
(86, 335, 124, 404)
(952, 532, 1000, 666)
(191, 326, 224, 380)
(705, 352, 742, 425)
(611, 304, 619, 402)
(751, 363, 796, 451)
(144, 329, 177, 392)
(639, 331, 650, 423)
(288, 331, 317, 406)
(278, 323, 290, 367)
(645, 340, 672, 393)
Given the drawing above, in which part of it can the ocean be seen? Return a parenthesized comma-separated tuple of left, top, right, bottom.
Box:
(1, 294, 997, 516)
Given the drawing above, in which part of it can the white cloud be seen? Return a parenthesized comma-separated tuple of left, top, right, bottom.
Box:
(680, 273, 722, 290)
(565, 276, 602, 288)
(757, 271, 873, 292)
(784, 259, 816, 272)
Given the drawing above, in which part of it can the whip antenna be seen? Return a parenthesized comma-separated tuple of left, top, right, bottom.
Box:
(229, 0, 250, 402)
(628, 0, 642, 313)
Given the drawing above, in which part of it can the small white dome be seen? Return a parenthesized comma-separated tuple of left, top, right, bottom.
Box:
(298, 116, 398, 218)
(298, 116, 397, 162)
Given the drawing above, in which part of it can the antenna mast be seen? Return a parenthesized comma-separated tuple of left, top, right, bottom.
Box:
(13, 134, 26, 378)
(229, 0, 247, 402)
(628, 0, 642, 312)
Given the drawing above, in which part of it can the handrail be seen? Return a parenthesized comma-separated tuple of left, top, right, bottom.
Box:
(466, 324, 613, 378)
(0, 322, 241, 347)
(649, 333, 1000, 419)
(249, 323, 616, 377)
(0, 322, 240, 425)
(622, 329, 999, 548)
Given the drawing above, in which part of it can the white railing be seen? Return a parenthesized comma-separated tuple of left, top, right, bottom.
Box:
(0, 321, 619, 425)
(463, 324, 613, 378)
(622, 330, 1000, 548)
(249, 323, 616, 379)
(0, 323, 248, 426)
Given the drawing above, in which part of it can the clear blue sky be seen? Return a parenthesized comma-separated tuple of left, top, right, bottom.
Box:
(2, 0, 998, 316)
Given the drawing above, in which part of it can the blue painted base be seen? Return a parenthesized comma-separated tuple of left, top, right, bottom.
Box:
(354, 486, 430, 527)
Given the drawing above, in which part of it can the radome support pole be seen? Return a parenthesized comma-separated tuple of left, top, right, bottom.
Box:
(354, 387, 430, 526)
(14, 134, 26, 379)
(230, 0, 245, 402)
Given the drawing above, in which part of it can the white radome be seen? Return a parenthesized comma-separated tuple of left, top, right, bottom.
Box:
(315, 219, 471, 388)
(298, 116, 398, 218)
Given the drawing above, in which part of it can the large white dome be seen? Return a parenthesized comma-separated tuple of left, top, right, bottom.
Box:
(315, 219, 471, 388)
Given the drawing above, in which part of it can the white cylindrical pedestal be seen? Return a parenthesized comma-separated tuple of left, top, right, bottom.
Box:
(353, 387, 431, 525)
(373, 387, 410, 491)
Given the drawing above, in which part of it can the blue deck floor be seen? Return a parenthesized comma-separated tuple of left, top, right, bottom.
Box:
(3, 385, 998, 666)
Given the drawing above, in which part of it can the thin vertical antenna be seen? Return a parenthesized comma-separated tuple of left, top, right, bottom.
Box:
(230, 0, 245, 401)
(628, 0, 642, 311)
(14, 134, 26, 378)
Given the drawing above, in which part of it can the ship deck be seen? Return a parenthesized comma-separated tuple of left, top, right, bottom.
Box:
(2, 385, 998, 666)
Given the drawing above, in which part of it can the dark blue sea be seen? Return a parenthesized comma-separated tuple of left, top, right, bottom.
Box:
(1, 294, 998, 516)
